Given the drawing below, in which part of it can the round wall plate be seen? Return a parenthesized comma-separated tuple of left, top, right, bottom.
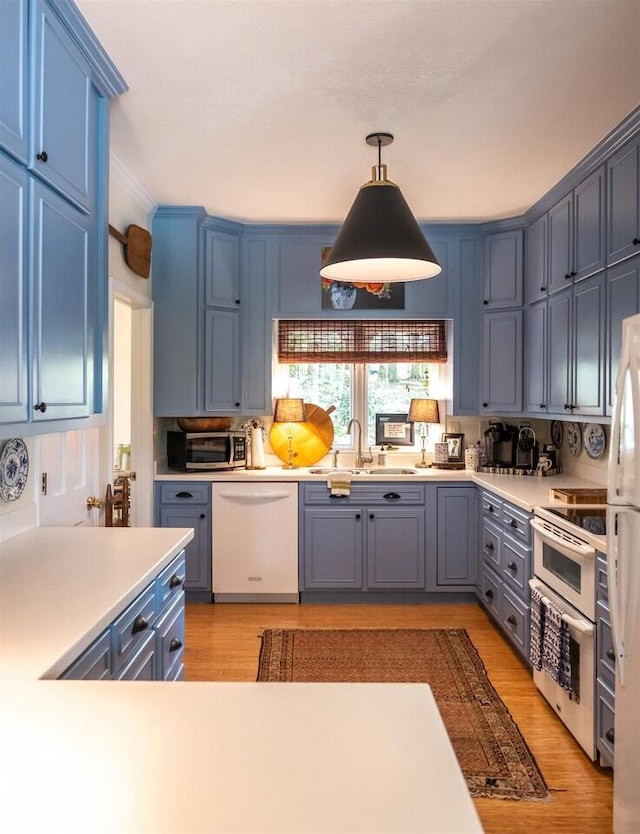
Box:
(550, 421, 563, 448)
(566, 422, 582, 457)
(583, 423, 606, 459)
(0, 438, 29, 502)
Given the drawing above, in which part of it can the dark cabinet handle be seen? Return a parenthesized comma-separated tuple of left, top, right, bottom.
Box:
(606, 647, 616, 662)
(169, 637, 183, 652)
(540, 285, 546, 292)
(369, 513, 375, 520)
(633, 238, 640, 245)
(605, 728, 615, 745)
(199, 513, 206, 519)
(175, 491, 193, 499)
(483, 299, 489, 305)
(33, 402, 47, 413)
(235, 299, 240, 305)
(485, 589, 494, 599)
(509, 519, 518, 528)
(330, 494, 347, 499)
(132, 615, 149, 635)
(482, 402, 488, 408)
(488, 505, 494, 513)
(36, 151, 48, 162)
(507, 614, 518, 625)
(169, 574, 183, 589)
(564, 404, 572, 410)
(507, 561, 517, 571)
(383, 492, 400, 500)
(485, 541, 494, 551)
(540, 403, 546, 409)
(355, 513, 361, 520)
(571, 271, 576, 277)
(565, 273, 572, 280)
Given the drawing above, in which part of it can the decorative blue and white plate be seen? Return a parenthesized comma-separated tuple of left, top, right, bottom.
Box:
(583, 423, 606, 460)
(0, 438, 29, 502)
(550, 421, 563, 448)
(566, 422, 582, 457)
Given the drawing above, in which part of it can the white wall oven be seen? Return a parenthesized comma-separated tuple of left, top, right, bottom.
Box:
(530, 506, 607, 759)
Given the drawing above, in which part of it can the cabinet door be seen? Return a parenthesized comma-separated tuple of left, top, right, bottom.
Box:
(158, 506, 211, 593)
(155, 591, 185, 681)
(0, 0, 28, 162)
(483, 230, 523, 308)
(481, 310, 523, 413)
(607, 135, 640, 266)
(367, 508, 425, 589)
(437, 488, 476, 587)
(31, 0, 93, 210)
(524, 300, 547, 415)
(573, 273, 605, 416)
(574, 167, 606, 282)
(203, 308, 241, 412)
(524, 214, 547, 304)
(242, 236, 271, 414)
(607, 255, 640, 413)
(303, 507, 363, 589)
(548, 193, 573, 294)
(0, 155, 28, 423)
(31, 179, 91, 420)
(547, 288, 572, 414)
(203, 226, 240, 307)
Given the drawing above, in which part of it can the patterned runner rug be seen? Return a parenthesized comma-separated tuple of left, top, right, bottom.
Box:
(257, 627, 549, 801)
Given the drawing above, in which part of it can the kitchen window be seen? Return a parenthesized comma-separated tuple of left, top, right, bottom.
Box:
(276, 320, 448, 448)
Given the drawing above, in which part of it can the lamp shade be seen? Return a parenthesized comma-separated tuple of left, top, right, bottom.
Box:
(273, 398, 307, 423)
(408, 398, 440, 424)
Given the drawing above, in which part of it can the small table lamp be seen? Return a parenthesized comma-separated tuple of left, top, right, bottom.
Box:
(273, 398, 308, 469)
(408, 398, 440, 469)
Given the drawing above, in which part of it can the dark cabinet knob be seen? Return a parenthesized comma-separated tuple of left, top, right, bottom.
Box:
(507, 614, 518, 625)
(565, 273, 572, 280)
(199, 513, 206, 519)
(132, 615, 149, 635)
(540, 285, 546, 292)
(235, 299, 240, 304)
(33, 402, 47, 413)
(485, 541, 494, 551)
(510, 519, 518, 528)
(485, 589, 494, 599)
(483, 300, 489, 305)
(369, 513, 375, 520)
(169, 637, 183, 652)
(175, 491, 193, 498)
(482, 402, 488, 408)
(540, 403, 546, 409)
(507, 561, 517, 571)
(571, 271, 576, 277)
(36, 151, 48, 162)
(564, 404, 572, 410)
(633, 238, 640, 245)
(605, 728, 615, 745)
(488, 505, 494, 513)
(383, 492, 400, 500)
(235, 402, 240, 407)
(606, 647, 616, 662)
(169, 575, 183, 589)
(355, 513, 360, 520)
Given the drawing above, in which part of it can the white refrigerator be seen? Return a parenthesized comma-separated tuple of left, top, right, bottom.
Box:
(607, 312, 640, 834)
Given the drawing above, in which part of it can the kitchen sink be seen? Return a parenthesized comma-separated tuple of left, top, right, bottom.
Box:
(308, 467, 418, 475)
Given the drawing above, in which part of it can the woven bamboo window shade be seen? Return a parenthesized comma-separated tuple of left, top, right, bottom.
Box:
(278, 320, 447, 364)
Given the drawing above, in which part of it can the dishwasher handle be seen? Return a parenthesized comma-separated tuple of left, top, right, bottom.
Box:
(217, 490, 293, 502)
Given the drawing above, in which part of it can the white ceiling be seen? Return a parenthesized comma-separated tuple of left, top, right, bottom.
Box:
(77, 0, 640, 224)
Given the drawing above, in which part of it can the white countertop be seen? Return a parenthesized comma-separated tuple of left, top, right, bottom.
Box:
(0, 526, 483, 834)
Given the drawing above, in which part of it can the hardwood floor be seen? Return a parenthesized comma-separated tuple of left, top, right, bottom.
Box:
(185, 601, 613, 834)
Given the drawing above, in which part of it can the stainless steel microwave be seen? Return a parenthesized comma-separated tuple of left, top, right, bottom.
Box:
(167, 431, 247, 471)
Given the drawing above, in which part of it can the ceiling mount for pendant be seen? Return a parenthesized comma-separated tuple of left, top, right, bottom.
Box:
(320, 132, 441, 284)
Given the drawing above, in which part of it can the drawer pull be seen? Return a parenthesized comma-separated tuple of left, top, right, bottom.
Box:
(605, 728, 615, 745)
(175, 491, 194, 499)
(487, 504, 494, 513)
(606, 647, 616, 662)
(507, 614, 518, 626)
(509, 519, 518, 528)
(132, 615, 149, 635)
(169, 637, 183, 653)
(485, 541, 494, 551)
(369, 513, 375, 520)
(485, 589, 494, 599)
(169, 574, 184, 589)
(383, 492, 400, 500)
(507, 561, 517, 571)
(355, 513, 361, 520)
(329, 494, 347, 499)
(36, 150, 48, 162)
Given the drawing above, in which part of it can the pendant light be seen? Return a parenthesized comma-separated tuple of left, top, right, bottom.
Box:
(320, 133, 441, 284)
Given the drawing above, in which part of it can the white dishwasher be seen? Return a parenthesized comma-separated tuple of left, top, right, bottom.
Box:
(212, 482, 299, 602)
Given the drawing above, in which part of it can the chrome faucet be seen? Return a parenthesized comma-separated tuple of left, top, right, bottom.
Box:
(347, 418, 373, 469)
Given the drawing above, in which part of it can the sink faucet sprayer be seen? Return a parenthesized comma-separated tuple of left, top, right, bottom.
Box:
(347, 418, 373, 469)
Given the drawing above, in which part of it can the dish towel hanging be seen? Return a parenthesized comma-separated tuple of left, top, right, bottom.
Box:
(327, 470, 353, 497)
(529, 585, 545, 671)
(542, 596, 573, 693)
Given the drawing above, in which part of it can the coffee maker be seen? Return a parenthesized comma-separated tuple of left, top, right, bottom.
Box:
(516, 426, 539, 470)
(483, 422, 518, 468)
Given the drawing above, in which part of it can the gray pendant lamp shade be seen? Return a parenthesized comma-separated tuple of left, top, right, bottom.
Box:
(320, 133, 442, 284)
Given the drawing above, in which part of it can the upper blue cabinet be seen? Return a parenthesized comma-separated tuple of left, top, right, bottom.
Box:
(607, 135, 640, 266)
(0, 0, 28, 163)
(482, 229, 523, 309)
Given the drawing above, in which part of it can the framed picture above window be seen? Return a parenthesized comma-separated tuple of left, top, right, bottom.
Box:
(375, 414, 415, 446)
(442, 432, 464, 462)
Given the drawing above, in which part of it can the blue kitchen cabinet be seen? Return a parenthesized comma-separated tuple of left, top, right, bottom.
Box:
(548, 167, 606, 295)
(607, 254, 640, 414)
(60, 630, 112, 680)
(303, 507, 364, 589)
(31, 0, 94, 211)
(482, 229, 523, 309)
(203, 308, 241, 412)
(154, 482, 212, 600)
(0, 154, 28, 423)
(403, 236, 453, 316)
(0, 0, 28, 163)
(524, 299, 547, 416)
(524, 214, 548, 304)
(481, 309, 523, 413)
(607, 135, 640, 267)
(242, 235, 272, 414)
(453, 237, 482, 416)
(547, 287, 572, 414)
(203, 222, 241, 308)
(367, 507, 426, 589)
(435, 487, 476, 589)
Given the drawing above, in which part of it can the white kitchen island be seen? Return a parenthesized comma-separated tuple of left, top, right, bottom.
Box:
(0, 527, 483, 834)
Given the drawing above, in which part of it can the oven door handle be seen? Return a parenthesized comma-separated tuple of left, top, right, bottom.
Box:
(528, 579, 595, 635)
(530, 518, 596, 558)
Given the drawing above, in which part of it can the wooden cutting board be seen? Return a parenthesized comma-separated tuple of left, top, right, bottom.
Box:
(270, 404, 335, 467)
(548, 487, 607, 504)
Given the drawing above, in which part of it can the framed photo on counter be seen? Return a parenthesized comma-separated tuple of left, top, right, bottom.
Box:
(375, 414, 414, 446)
(442, 432, 464, 462)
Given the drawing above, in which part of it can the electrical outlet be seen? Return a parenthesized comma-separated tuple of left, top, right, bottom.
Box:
(41, 473, 48, 496)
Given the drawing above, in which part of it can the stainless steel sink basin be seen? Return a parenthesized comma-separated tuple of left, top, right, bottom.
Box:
(308, 468, 359, 474)
(308, 467, 418, 475)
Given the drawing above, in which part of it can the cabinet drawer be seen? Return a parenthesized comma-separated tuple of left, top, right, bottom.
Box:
(481, 519, 501, 570)
(115, 630, 156, 681)
(596, 679, 615, 767)
(501, 586, 530, 658)
(303, 482, 424, 505)
(60, 630, 111, 680)
(597, 601, 616, 688)
(155, 591, 185, 681)
(157, 551, 186, 610)
(502, 502, 531, 545)
(158, 483, 210, 504)
(111, 583, 157, 674)
(501, 533, 531, 597)
(479, 562, 502, 618)
(481, 491, 502, 521)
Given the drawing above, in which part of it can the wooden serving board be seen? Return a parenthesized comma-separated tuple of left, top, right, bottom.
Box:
(269, 403, 336, 467)
(548, 487, 607, 504)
